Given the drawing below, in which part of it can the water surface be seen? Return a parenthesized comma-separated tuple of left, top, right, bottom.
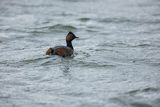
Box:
(0, 0, 160, 107)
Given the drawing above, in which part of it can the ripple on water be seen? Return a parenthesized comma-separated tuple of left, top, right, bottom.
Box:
(131, 102, 152, 107)
(126, 87, 160, 95)
(110, 96, 152, 107)
(110, 87, 160, 107)
(73, 60, 116, 68)
(74, 54, 116, 68)
(29, 24, 77, 33)
(78, 17, 91, 22)
(21, 55, 61, 67)
(47, 24, 77, 31)
(49, 24, 77, 31)
(97, 40, 157, 49)
(98, 17, 137, 24)
(98, 17, 160, 26)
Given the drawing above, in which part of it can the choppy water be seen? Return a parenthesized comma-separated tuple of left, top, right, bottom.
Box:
(0, 0, 160, 107)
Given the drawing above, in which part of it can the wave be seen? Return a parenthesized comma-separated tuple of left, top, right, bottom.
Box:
(99, 17, 160, 26)
(98, 17, 137, 24)
(29, 24, 77, 33)
(110, 87, 160, 107)
(48, 24, 77, 31)
(19, 24, 78, 34)
(78, 17, 91, 22)
(6, 2, 54, 8)
(126, 87, 160, 95)
(98, 42, 154, 48)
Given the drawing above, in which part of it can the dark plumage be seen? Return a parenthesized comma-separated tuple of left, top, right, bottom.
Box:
(46, 32, 78, 57)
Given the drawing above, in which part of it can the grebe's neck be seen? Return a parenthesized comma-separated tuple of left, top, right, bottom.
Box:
(66, 41, 73, 49)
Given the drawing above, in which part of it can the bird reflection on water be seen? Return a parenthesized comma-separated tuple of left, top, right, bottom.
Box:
(59, 58, 73, 80)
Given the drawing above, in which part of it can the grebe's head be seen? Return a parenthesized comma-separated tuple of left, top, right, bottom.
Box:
(66, 32, 78, 42)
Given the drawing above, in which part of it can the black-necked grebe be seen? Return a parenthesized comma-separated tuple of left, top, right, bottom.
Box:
(46, 32, 78, 57)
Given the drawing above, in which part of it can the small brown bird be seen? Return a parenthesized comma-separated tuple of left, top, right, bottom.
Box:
(46, 32, 78, 57)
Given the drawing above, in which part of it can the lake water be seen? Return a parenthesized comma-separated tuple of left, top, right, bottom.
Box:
(0, 0, 160, 107)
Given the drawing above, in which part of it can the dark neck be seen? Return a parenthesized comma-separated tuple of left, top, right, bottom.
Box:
(66, 41, 73, 49)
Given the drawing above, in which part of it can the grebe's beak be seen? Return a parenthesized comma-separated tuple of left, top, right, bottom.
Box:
(75, 36, 79, 38)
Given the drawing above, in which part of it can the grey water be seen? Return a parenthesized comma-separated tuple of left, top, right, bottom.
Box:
(0, 0, 160, 107)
